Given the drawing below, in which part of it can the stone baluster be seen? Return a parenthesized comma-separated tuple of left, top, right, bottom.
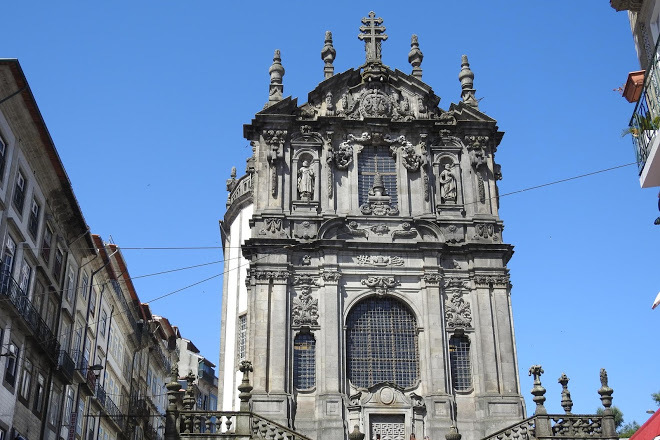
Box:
(558, 373, 573, 414)
(408, 34, 423, 79)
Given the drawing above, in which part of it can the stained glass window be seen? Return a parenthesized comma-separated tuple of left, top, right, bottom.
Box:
(347, 297, 418, 388)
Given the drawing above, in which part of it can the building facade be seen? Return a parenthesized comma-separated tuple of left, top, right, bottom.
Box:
(219, 13, 525, 440)
(0, 58, 210, 440)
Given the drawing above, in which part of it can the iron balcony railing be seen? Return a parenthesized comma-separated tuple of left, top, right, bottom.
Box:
(0, 270, 60, 362)
(57, 350, 75, 383)
(629, 33, 660, 174)
(96, 381, 126, 430)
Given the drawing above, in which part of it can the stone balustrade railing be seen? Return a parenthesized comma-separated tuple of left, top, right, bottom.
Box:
(251, 413, 312, 440)
(227, 173, 253, 208)
(176, 411, 311, 440)
(482, 417, 536, 440)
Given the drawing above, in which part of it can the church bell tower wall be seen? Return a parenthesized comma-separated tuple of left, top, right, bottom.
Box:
(219, 12, 526, 440)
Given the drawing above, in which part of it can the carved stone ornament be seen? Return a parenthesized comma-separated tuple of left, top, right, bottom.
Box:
(346, 221, 418, 240)
(443, 277, 470, 290)
(440, 224, 464, 243)
(422, 273, 442, 284)
(259, 217, 290, 238)
(252, 270, 291, 282)
(385, 134, 422, 171)
(465, 135, 489, 170)
(294, 220, 317, 240)
(334, 132, 370, 169)
(349, 392, 362, 407)
(391, 222, 418, 240)
(263, 129, 287, 196)
(360, 172, 399, 216)
(436, 110, 456, 125)
(474, 222, 499, 241)
(473, 274, 510, 288)
(292, 274, 319, 285)
(445, 292, 472, 328)
(410, 392, 426, 409)
(292, 286, 319, 327)
(321, 270, 342, 282)
(361, 276, 398, 295)
(323, 131, 335, 197)
(300, 255, 311, 266)
(356, 255, 404, 267)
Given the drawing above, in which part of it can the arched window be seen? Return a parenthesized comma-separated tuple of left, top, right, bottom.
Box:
(449, 335, 472, 391)
(358, 146, 397, 206)
(293, 333, 316, 390)
(346, 297, 418, 388)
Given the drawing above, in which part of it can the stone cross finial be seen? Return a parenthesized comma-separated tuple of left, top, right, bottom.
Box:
(458, 55, 479, 109)
(238, 360, 254, 411)
(408, 34, 423, 79)
(268, 50, 285, 106)
(558, 373, 573, 414)
(358, 11, 388, 63)
(529, 365, 547, 414)
(321, 31, 336, 79)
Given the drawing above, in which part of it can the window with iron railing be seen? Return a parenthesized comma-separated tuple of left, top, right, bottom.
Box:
(293, 333, 316, 390)
(358, 146, 398, 206)
(449, 335, 472, 392)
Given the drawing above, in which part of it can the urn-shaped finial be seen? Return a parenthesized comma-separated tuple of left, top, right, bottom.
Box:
(267, 50, 285, 106)
(459, 54, 479, 109)
(321, 31, 336, 79)
(408, 34, 423, 79)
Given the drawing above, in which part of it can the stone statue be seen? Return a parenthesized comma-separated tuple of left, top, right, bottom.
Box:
(298, 161, 315, 200)
(439, 164, 457, 203)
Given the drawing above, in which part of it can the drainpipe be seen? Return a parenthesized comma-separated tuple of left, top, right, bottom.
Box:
(95, 304, 114, 440)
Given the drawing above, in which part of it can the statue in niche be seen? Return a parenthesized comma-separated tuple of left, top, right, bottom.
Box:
(297, 160, 315, 200)
(439, 164, 457, 203)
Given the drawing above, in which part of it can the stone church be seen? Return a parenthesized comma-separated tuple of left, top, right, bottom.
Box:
(219, 12, 525, 440)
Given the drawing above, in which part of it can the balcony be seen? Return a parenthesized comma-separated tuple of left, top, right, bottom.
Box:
(96, 382, 126, 430)
(627, 36, 660, 188)
(0, 271, 60, 363)
(56, 350, 75, 384)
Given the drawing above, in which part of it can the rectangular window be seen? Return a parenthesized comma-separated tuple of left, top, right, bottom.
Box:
(90, 289, 97, 316)
(64, 267, 75, 303)
(0, 426, 6, 440)
(99, 309, 107, 337)
(87, 409, 96, 440)
(449, 335, 472, 392)
(45, 298, 56, 332)
(81, 272, 89, 300)
(48, 386, 61, 427)
(18, 259, 32, 296)
(2, 236, 16, 278)
(33, 281, 44, 315)
(28, 198, 40, 239)
(34, 373, 45, 414)
(63, 386, 75, 426)
(53, 248, 64, 282)
(4, 343, 19, 386)
(41, 226, 52, 263)
(76, 397, 85, 435)
(238, 314, 247, 360)
(357, 146, 398, 206)
(20, 358, 33, 400)
(0, 133, 6, 184)
(13, 171, 26, 213)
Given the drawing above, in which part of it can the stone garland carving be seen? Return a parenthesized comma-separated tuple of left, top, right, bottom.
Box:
(465, 135, 489, 170)
(356, 255, 404, 267)
(323, 131, 334, 198)
(361, 276, 398, 295)
(333, 133, 363, 169)
(292, 274, 319, 285)
(259, 218, 290, 238)
(474, 223, 499, 241)
(444, 277, 470, 290)
(477, 173, 486, 204)
(263, 129, 287, 197)
(321, 271, 342, 282)
(292, 285, 319, 326)
(436, 110, 457, 125)
(346, 221, 418, 240)
(251, 270, 291, 282)
(445, 292, 472, 329)
(422, 273, 442, 284)
(384, 134, 422, 171)
(473, 274, 510, 288)
(440, 224, 464, 244)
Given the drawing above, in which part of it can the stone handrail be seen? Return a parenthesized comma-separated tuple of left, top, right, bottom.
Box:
(251, 413, 313, 440)
(227, 173, 253, 208)
(482, 414, 617, 440)
(482, 416, 536, 440)
(176, 411, 312, 440)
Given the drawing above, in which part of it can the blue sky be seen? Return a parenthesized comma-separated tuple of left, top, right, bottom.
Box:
(3, 0, 658, 426)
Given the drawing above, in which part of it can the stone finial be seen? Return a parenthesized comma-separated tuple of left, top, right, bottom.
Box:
(268, 50, 285, 106)
(358, 11, 388, 64)
(445, 425, 462, 440)
(321, 31, 336, 79)
(558, 373, 573, 414)
(598, 368, 614, 409)
(528, 365, 547, 414)
(348, 425, 366, 440)
(226, 166, 237, 192)
(182, 371, 197, 410)
(238, 360, 254, 411)
(408, 34, 423, 79)
(458, 55, 479, 109)
(371, 172, 386, 196)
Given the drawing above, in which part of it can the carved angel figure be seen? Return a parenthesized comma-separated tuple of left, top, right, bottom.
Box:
(439, 164, 457, 203)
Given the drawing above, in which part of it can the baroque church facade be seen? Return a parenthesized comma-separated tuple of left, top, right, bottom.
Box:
(219, 12, 525, 440)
